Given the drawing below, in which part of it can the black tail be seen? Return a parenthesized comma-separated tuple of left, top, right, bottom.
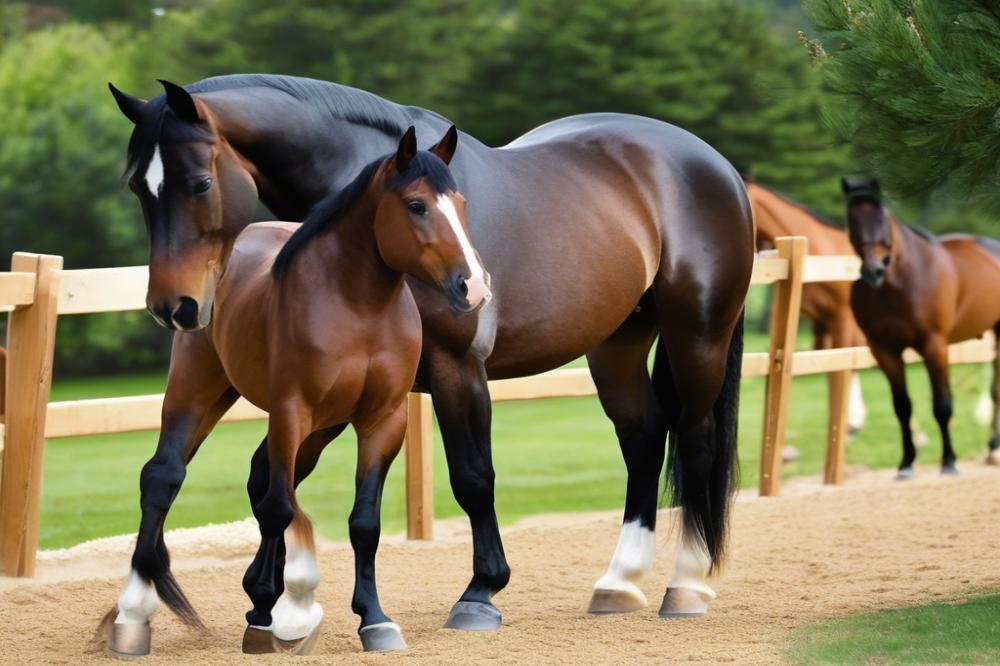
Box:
(665, 310, 743, 573)
(135, 532, 207, 631)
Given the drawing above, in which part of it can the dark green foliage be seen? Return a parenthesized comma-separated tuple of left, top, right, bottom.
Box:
(805, 0, 1000, 209)
(455, 0, 850, 215)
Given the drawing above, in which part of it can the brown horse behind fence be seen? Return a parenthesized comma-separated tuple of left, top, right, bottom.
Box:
(745, 180, 868, 433)
(844, 177, 1000, 477)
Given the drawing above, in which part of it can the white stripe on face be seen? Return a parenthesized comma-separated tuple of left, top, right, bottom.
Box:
(435, 193, 490, 306)
(144, 144, 165, 199)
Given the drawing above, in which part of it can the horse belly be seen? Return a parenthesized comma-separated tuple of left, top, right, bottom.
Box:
(946, 240, 1000, 342)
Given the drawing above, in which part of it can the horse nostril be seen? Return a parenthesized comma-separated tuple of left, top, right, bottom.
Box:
(458, 279, 469, 297)
(171, 297, 200, 330)
(882, 256, 891, 267)
(147, 302, 175, 329)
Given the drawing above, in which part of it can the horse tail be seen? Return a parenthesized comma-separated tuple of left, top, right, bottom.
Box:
(138, 531, 207, 631)
(665, 309, 743, 572)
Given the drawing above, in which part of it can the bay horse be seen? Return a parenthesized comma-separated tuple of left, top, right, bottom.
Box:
(107, 75, 753, 648)
(744, 179, 868, 434)
(843, 177, 1000, 478)
(103, 127, 489, 656)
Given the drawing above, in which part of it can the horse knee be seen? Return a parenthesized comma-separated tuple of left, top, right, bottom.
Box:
(247, 445, 270, 506)
(891, 390, 913, 422)
(255, 488, 294, 538)
(139, 455, 186, 512)
(449, 468, 494, 513)
(933, 396, 953, 425)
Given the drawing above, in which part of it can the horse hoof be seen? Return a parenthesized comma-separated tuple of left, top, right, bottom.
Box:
(442, 600, 502, 630)
(986, 449, 1000, 466)
(895, 467, 915, 481)
(588, 586, 648, 614)
(658, 587, 709, 618)
(108, 622, 151, 659)
(242, 626, 275, 654)
(941, 463, 960, 476)
(272, 623, 322, 656)
(781, 445, 800, 463)
(359, 622, 407, 652)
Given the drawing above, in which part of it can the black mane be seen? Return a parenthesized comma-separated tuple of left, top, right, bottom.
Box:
(124, 74, 413, 182)
(271, 150, 457, 279)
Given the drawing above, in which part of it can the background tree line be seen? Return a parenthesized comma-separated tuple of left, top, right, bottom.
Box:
(0, 0, 985, 374)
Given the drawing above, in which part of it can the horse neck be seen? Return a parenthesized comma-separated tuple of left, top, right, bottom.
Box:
(887, 210, 924, 280)
(290, 192, 403, 306)
(749, 185, 849, 253)
(198, 88, 447, 219)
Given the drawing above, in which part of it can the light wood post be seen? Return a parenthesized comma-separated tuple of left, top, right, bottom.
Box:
(759, 237, 806, 497)
(823, 369, 853, 484)
(0, 253, 62, 576)
(405, 393, 434, 539)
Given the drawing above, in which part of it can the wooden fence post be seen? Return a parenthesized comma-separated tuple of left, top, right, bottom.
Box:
(0, 253, 62, 577)
(823, 369, 853, 484)
(759, 237, 806, 497)
(405, 393, 434, 539)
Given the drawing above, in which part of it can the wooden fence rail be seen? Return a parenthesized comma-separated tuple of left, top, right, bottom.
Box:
(0, 238, 995, 576)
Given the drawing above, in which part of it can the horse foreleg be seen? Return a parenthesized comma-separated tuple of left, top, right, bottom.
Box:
(584, 316, 668, 614)
(242, 425, 345, 654)
(922, 336, 958, 474)
(252, 405, 321, 655)
(350, 404, 407, 651)
(428, 351, 509, 631)
(105, 334, 237, 657)
(871, 345, 917, 478)
(988, 323, 1000, 465)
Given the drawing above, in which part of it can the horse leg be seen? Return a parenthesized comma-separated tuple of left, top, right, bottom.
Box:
(921, 336, 958, 475)
(988, 323, 1000, 465)
(585, 312, 670, 613)
(241, 425, 346, 654)
(104, 333, 237, 657)
(350, 404, 408, 651)
(427, 350, 510, 630)
(870, 345, 918, 478)
(247, 406, 322, 655)
(654, 309, 742, 619)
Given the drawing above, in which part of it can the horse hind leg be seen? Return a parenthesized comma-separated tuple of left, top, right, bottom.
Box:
(655, 306, 744, 619)
(586, 310, 668, 614)
(987, 322, 1000, 465)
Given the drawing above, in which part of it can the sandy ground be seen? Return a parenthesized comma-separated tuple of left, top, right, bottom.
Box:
(1, 463, 998, 665)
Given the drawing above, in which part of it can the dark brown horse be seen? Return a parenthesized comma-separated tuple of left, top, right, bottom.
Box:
(745, 180, 868, 433)
(844, 177, 1000, 478)
(104, 127, 488, 657)
(108, 75, 753, 646)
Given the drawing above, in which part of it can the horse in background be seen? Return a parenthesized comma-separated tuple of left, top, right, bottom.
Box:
(844, 177, 1000, 477)
(744, 178, 868, 434)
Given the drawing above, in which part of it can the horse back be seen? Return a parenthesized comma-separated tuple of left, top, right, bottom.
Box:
(941, 235, 1000, 341)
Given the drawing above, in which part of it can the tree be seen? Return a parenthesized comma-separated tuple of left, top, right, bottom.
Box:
(804, 0, 1000, 207)
(0, 24, 172, 373)
(454, 0, 851, 215)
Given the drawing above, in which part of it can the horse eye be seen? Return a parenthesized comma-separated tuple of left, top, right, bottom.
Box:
(406, 200, 427, 216)
(193, 177, 213, 195)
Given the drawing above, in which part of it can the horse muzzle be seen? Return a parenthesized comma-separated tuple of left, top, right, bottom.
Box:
(443, 271, 492, 314)
(859, 265, 885, 288)
(146, 295, 209, 331)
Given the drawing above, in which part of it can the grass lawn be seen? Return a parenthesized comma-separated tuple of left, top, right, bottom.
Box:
(785, 593, 1000, 664)
(38, 327, 995, 550)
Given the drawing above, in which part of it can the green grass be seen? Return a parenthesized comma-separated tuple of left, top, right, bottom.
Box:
(38, 327, 995, 549)
(785, 593, 1000, 664)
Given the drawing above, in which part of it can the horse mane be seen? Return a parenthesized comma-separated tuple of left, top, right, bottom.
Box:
(271, 150, 457, 279)
(755, 183, 843, 230)
(124, 74, 412, 182)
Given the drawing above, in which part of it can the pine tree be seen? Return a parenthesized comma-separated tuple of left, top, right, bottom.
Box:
(804, 0, 1000, 207)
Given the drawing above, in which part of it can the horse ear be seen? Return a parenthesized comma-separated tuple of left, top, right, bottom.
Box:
(396, 126, 417, 172)
(108, 83, 147, 124)
(430, 125, 458, 165)
(158, 79, 199, 123)
(867, 177, 881, 194)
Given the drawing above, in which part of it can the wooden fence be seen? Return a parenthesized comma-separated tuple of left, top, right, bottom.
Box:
(0, 237, 994, 577)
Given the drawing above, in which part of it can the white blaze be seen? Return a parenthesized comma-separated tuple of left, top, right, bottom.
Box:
(435, 194, 491, 307)
(144, 144, 165, 199)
